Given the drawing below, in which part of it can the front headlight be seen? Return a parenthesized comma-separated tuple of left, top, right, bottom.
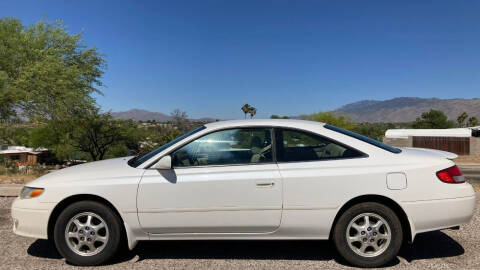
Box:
(19, 186, 44, 199)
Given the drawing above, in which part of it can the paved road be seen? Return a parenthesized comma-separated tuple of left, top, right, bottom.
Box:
(1, 197, 480, 269)
(461, 171, 480, 181)
(458, 166, 480, 183)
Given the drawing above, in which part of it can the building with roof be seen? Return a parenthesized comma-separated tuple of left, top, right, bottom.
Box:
(0, 146, 49, 165)
(383, 127, 480, 155)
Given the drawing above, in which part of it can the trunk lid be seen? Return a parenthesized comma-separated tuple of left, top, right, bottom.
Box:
(400, 147, 458, 160)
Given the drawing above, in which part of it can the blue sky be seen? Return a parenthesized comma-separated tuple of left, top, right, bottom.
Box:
(1, 0, 479, 119)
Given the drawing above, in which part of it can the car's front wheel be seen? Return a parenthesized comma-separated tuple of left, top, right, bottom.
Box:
(332, 202, 403, 268)
(53, 201, 122, 266)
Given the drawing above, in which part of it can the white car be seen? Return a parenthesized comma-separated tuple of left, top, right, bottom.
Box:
(12, 119, 475, 267)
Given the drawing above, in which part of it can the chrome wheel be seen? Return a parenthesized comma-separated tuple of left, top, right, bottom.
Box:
(64, 212, 109, 256)
(346, 213, 391, 257)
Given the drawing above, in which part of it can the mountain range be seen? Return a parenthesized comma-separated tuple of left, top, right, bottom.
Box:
(111, 109, 215, 123)
(333, 97, 480, 122)
(111, 97, 480, 123)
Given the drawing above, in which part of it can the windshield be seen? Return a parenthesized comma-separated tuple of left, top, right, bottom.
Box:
(324, 124, 402, 154)
(129, 126, 206, 167)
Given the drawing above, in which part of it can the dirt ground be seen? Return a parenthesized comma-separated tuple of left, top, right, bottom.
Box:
(0, 174, 39, 184)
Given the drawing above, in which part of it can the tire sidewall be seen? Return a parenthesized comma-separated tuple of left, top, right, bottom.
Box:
(333, 202, 403, 268)
(54, 201, 122, 266)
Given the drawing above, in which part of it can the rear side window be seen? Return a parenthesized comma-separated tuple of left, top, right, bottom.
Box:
(275, 128, 365, 162)
(324, 124, 402, 154)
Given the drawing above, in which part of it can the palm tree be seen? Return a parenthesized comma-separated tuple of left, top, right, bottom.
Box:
(249, 107, 257, 119)
(457, 112, 469, 127)
(241, 104, 251, 119)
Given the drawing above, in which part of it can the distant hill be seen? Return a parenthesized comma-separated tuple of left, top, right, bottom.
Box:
(111, 109, 172, 122)
(111, 109, 216, 122)
(334, 97, 480, 123)
(112, 97, 480, 123)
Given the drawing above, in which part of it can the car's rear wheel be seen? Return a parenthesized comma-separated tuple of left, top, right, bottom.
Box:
(333, 202, 403, 268)
(53, 201, 122, 266)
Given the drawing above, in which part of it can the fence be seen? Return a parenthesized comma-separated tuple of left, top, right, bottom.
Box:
(412, 136, 470, 155)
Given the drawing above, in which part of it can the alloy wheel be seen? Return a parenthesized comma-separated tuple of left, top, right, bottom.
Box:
(345, 212, 391, 257)
(64, 212, 109, 256)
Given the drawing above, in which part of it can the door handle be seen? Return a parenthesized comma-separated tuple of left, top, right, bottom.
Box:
(256, 182, 275, 188)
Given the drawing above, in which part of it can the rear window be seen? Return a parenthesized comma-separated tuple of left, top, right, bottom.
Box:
(324, 124, 402, 154)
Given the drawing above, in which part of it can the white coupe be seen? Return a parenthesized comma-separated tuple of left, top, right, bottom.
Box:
(12, 119, 476, 267)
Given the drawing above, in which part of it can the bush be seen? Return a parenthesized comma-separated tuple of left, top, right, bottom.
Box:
(7, 165, 18, 174)
(29, 164, 48, 176)
(0, 165, 7, 175)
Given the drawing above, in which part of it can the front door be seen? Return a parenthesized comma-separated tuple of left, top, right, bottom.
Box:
(137, 127, 282, 234)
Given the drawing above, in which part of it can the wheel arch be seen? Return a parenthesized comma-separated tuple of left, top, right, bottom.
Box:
(47, 194, 132, 249)
(329, 194, 414, 242)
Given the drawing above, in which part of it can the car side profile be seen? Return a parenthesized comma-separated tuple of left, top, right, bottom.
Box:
(11, 119, 476, 267)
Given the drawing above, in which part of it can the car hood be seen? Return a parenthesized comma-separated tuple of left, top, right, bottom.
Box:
(29, 156, 143, 187)
(400, 147, 458, 160)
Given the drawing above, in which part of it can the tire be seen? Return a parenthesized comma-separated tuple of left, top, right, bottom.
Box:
(332, 202, 403, 268)
(53, 201, 123, 266)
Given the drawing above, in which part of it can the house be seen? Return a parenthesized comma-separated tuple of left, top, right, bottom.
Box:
(383, 127, 480, 156)
(0, 145, 49, 165)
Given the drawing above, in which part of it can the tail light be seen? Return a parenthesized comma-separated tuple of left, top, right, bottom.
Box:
(436, 165, 465, 183)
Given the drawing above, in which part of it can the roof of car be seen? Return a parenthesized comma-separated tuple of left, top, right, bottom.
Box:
(385, 128, 472, 138)
(203, 119, 325, 129)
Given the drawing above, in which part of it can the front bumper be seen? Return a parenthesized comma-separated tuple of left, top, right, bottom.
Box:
(11, 197, 56, 239)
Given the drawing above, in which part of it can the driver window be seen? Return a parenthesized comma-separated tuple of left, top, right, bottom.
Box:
(172, 128, 273, 167)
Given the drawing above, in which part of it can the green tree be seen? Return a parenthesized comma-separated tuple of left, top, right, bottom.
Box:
(0, 124, 30, 145)
(69, 113, 135, 161)
(30, 111, 139, 161)
(140, 126, 181, 154)
(467, 117, 479, 127)
(457, 112, 469, 127)
(30, 124, 73, 161)
(301, 112, 357, 130)
(248, 107, 257, 119)
(241, 104, 251, 119)
(412, 109, 455, 129)
(0, 18, 105, 122)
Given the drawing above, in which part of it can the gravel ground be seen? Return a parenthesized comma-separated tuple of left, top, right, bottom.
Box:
(1, 196, 479, 270)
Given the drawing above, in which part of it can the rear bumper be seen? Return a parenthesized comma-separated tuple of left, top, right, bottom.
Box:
(11, 198, 55, 239)
(402, 194, 476, 238)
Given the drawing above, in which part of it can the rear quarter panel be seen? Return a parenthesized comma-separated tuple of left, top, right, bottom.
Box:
(276, 155, 412, 238)
(275, 140, 474, 240)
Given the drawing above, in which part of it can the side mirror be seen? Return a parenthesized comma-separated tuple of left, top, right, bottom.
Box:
(150, 155, 172, 170)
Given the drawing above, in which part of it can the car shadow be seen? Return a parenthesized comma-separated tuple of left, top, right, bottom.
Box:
(128, 240, 338, 262)
(399, 230, 464, 262)
(27, 230, 464, 267)
(27, 239, 63, 259)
